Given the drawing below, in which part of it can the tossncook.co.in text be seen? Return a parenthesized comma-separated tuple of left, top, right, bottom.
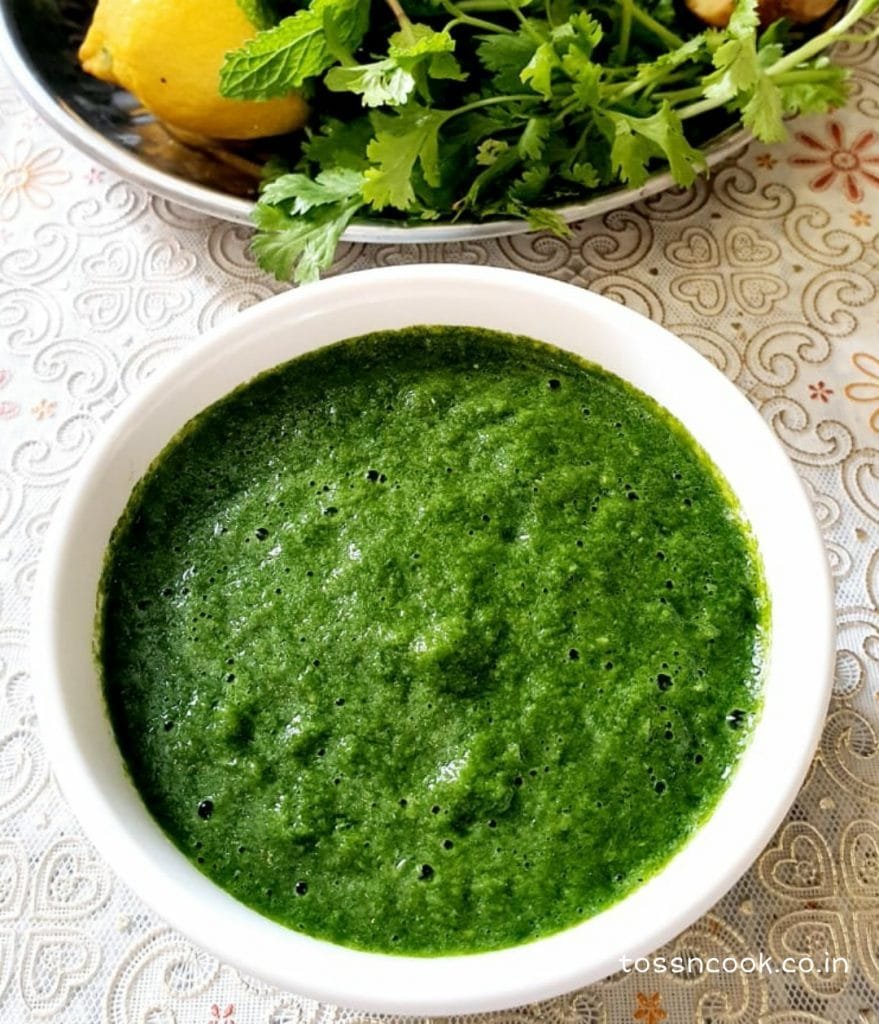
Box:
(620, 954, 850, 976)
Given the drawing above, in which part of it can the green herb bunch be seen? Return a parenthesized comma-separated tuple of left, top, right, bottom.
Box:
(223, 0, 879, 282)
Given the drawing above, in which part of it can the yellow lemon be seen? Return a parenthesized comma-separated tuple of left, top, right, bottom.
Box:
(79, 0, 308, 140)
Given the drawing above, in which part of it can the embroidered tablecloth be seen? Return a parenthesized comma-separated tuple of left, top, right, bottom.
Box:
(2, 22, 879, 1024)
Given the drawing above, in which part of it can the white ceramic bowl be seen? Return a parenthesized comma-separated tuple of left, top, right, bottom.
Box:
(32, 265, 834, 1016)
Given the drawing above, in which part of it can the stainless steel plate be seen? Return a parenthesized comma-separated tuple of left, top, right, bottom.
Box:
(0, 0, 751, 242)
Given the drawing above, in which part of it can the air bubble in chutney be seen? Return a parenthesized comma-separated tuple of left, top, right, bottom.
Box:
(99, 325, 768, 958)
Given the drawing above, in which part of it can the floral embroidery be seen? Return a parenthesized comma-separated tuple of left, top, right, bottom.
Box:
(0, 140, 70, 220)
(789, 120, 879, 203)
(31, 399, 57, 420)
(85, 166, 105, 185)
(209, 1005, 235, 1024)
(850, 210, 872, 227)
(809, 381, 834, 403)
(633, 991, 667, 1024)
(756, 153, 778, 169)
(845, 353, 879, 433)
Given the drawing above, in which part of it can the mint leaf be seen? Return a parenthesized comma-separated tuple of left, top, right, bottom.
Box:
(251, 199, 362, 283)
(261, 167, 364, 211)
(362, 106, 447, 210)
(220, 0, 369, 100)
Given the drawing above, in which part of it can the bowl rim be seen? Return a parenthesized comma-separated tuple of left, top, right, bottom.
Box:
(31, 265, 835, 1015)
(0, 1, 751, 240)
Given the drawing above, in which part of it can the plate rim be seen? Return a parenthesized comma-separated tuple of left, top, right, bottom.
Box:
(0, 0, 752, 241)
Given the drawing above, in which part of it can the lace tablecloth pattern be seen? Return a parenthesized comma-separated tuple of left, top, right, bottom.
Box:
(2, 25, 879, 1024)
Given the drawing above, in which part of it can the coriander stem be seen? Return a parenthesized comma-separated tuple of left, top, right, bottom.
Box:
(458, 0, 520, 8)
(383, 0, 414, 31)
(617, 1, 686, 50)
(618, 0, 633, 64)
(506, 0, 544, 43)
(446, 93, 541, 121)
(652, 84, 704, 103)
(765, 0, 878, 77)
(440, 0, 514, 32)
(678, 0, 879, 122)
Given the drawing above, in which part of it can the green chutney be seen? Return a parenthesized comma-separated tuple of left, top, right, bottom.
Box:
(100, 326, 767, 955)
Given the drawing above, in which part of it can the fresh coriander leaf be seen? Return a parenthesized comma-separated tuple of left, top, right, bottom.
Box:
(602, 103, 704, 188)
(521, 41, 559, 100)
(509, 164, 550, 202)
(325, 62, 415, 106)
(702, 0, 761, 102)
(251, 199, 362, 283)
(303, 117, 374, 171)
(220, 0, 369, 100)
(518, 117, 550, 160)
(389, 25, 457, 66)
(525, 207, 572, 236)
(776, 66, 849, 118)
(326, 25, 463, 109)
(458, 147, 522, 209)
(477, 139, 511, 166)
(561, 50, 602, 105)
(628, 33, 707, 91)
(362, 106, 447, 210)
(261, 154, 293, 185)
(477, 30, 540, 93)
(261, 167, 364, 211)
(391, 26, 465, 89)
(562, 161, 599, 188)
(742, 75, 785, 141)
(554, 11, 603, 54)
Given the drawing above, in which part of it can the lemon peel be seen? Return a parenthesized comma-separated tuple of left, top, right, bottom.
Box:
(79, 0, 308, 140)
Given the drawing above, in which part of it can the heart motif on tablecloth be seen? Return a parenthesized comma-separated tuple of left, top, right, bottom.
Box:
(80, 240, 136, 283)
(0, 931, 15, 1004)
(73, 289, 130, 332)
(32, 836, 111, 921)
(19, 927, 100, 1015)
(669, 274, 727, 316)
(142, 239, 198, 281)
(665, 226, 721, 268)
(730, 274, 788, 315)
(760, 821, 837, 899)
(0, 839, 28, 921)
(0, 728, 48, 822)
(841, 819, 879, 901)
(767, 909, 850, 997)
(134, 288, 193, 331)
(853, 908, 879, 993)
(724, 225, 780, 266)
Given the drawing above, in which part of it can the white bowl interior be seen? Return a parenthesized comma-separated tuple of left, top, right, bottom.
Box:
(32, 265, 834, 1015)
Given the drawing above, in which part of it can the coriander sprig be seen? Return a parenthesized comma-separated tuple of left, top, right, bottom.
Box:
(225, 0, 879, 283)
